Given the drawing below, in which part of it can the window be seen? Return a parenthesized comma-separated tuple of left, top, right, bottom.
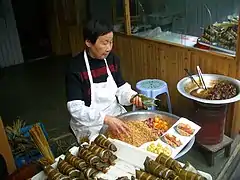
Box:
(113, 0, 239, 56)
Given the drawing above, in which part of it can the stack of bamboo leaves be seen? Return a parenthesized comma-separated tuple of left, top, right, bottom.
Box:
(5, 118, 36, 158)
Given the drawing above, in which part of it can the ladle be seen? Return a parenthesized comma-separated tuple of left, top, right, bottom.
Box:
(184, 68, 201, 88)
(196, 66, 207, 90)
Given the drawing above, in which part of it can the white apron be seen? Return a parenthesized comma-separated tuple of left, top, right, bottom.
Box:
(70, 51, 126, 142)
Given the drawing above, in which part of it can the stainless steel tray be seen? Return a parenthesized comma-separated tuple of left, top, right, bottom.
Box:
(115, 110, 195, 159)
(197, 39, 236, 55)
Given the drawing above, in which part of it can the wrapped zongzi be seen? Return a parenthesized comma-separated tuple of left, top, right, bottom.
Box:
(94, 134, 117, 152)
(183, 161, 199, 174)
(144, 157, 175, 179)
(108, 154, 118, 165)
(44, 165, 70, 180)
(155, 153, 182, 172)
(136, 170, 163, 180)
(65, 152, 88, 171)
(87, 142, 116, 164)
(57, 158, 84, 178)
(83, 167, 99, 179)
(78, 146, 101, 165)
(78, 146, 110, 172)
(116, 176, 135, 180)
(177, 168, 207, 180)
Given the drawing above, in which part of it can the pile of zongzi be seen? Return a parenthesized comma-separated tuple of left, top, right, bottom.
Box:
(136, 153, 207, 180)
(199, 16, 238, 51)
(43, 134, 118, 180)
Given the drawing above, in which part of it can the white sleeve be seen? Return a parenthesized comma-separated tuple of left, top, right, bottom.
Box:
(67, 100, 105, 127)
(116, 83, 138, 106)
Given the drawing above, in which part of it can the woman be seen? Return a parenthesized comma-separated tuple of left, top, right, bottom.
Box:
(66, 19, 143, 142)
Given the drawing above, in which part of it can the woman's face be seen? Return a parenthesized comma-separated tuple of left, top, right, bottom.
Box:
(86, 32, 113, 59)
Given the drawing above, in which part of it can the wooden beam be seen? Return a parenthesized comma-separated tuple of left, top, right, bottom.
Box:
(124, 0, 131, 35)
(231, 14, 240, 137)
(236, 15, 240, 80)
(116, 15, 140, 23)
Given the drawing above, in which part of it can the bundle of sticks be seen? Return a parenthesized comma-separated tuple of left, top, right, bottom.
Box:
(29, 124, 55, 164)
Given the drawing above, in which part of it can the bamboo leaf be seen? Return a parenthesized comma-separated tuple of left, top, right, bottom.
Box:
(131, 94, 161, 108)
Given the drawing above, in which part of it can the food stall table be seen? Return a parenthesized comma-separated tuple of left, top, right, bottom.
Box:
(32, 140, 213, 180)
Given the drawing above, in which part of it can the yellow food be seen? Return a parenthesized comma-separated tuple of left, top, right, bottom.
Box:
(145, 116, 169, 136)
(153, 117, 169, 131)
(147, 143, 172, 156)
(107, 121, 158, 147)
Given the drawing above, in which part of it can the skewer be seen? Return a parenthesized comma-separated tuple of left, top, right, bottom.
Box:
(184, 68, 201, 88)
(196, 66, 207, 90)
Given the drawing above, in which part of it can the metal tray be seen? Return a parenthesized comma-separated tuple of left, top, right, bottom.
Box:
(115, 110, 195, 159)
(197, 39, 236, 55)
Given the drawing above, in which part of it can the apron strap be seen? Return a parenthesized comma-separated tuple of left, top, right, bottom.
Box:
(84, 50, 94, 85)
(84, 50, 112, 85)
(104, 58, 112, 76)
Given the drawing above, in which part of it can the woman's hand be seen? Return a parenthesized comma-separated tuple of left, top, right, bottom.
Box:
(131, 95, 144, 108)
(104, 115, 129, 136)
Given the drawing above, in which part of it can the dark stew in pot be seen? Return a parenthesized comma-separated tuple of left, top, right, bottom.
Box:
(190, 81, 237, 100)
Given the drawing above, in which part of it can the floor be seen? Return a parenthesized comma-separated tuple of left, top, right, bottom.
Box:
(0, 55, 71, 138)
(0, 55, 239, 179)
(231, 162, 240, 180)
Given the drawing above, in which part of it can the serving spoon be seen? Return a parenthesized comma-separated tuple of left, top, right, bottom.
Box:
(184, 68, 201, 88)
(196, 66, 207, 90)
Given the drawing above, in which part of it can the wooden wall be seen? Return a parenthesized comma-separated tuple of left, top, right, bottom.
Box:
(47, 0, 86, 56)
(113, 33, 239, 137)
(232, 18, 240, 137)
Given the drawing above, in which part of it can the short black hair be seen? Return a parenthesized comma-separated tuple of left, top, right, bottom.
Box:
(83, 19, 113, 44)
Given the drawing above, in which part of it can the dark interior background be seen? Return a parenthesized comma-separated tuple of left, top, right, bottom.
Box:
(11, 0, 52, 61)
